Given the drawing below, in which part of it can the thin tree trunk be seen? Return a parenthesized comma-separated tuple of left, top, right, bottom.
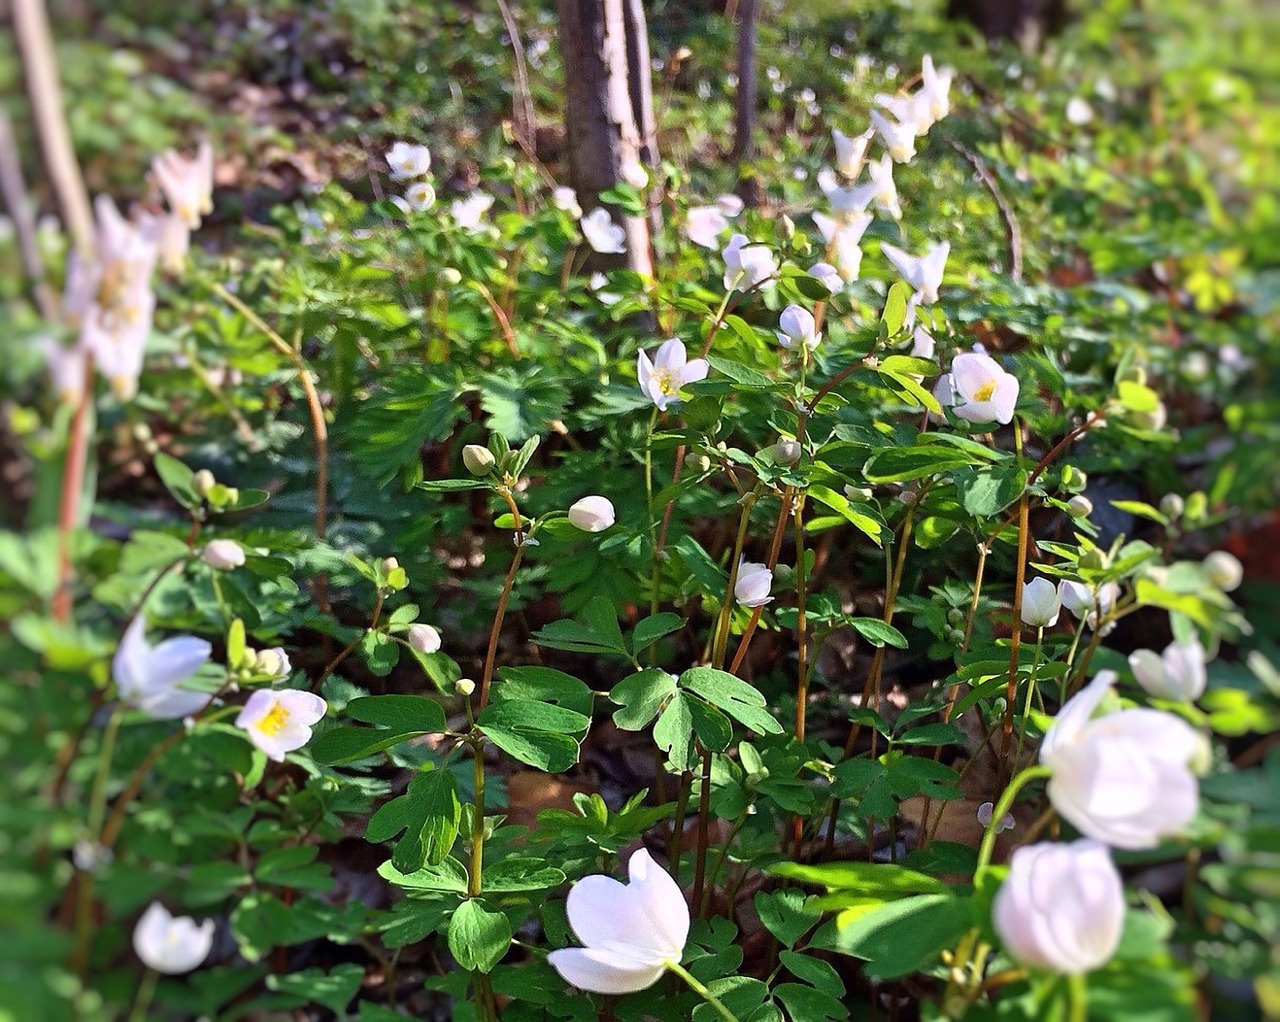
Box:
(731, 0, 762, 207)
(621, 0, 663, 235)
(555, 0, 653, 275)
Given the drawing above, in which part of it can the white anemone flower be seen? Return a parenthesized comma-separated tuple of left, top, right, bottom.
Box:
(581, 207, 627, 254)
(865, 153, 902, 220)
(235, 689, 328, 762)
(548, 848, 689, 994)
(407, 623, 443, 655)
(113, 617, 213, 721)
(450, 192, 494, 232)
(552, 186, 583, 219)
(832, 126, 875, 179)
(568, 495, 616, 533)
(807, 262, 843, 294)
(776, 304, 821, 351)
(133, 902, 215, 974)
(1021, 577, 1062, 628)
(1059, 580, 1120, 630)
(1041, 670, 1202, 849)
(919, 55, 954, 125)
(685, 205, 730, 248)
(734, 559, 774, 608)
(871, 109, 919, 163)
(151, 141, 214, 228)
(386, 141, 432, 181)
(637, 338, 709, 412)
(880, 240, 949, 305)
(721, 233, 777, 292)
(948, 352, 1020, 425)
(403, 181, 437, 212)
(1129, 638, 1207, 702)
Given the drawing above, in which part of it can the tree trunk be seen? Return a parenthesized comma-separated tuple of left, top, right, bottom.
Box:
(945, 0, 1069, 48)
(555, 0, 653, 275)
(731, 0, 763, 208)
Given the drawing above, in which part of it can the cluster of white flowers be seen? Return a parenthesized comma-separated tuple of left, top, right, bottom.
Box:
(386, 141, 437, 215)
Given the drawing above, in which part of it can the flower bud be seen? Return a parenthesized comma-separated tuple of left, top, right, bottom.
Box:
(1185, 491, 1208, 521)
(1203, 550, 1243, 592)
(568, 495, 615, 533)
(734, 559, 774, 608)
(456, 678, 476, 697)
(688, 453, 712, 473)
(1129, 638, 1206, 701)
(462, 444, 496, 476)
(408, 623, 442, 654)
(1158, 493, 1184, 519)
(381, 557, 400, 573)
(201, 538, 246, 571)
(193, 469, 216, 497)
(255, 647, 292, 679)
(439, 267, 463, 286)
(1065, 495, 1093, 518)
(766, 441, 801, 466)
(1020, 577, 1061, 628)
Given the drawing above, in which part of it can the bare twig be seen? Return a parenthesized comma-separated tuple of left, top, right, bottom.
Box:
(951, 141, 1022, 283)
(0, 110, 58, 319)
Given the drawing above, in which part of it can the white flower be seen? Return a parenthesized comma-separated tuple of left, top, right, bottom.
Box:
(875, 91, 932, 136)
(947, 352, 1019, 425)
(864, 154, 902, 220)
(581, 207, 627, 254)
(39, 337, 88, 405)
(151, 141, 214, 228)
(816, 168, 875, 216)
(637, 339, 709, 411)
(992, 839, 1124, 974)
(721, 233, 777, 292)
(734, 559, 773, 608)
(1059, 580, 1120, 629)
(909, 326, 935, 361)
(552, 186, 583, 219)
(715, 194, 744, 218)
(234, 689, 328, 762)
(831, 230, 865, 284)
(870, 109, 918, 163)
(919, 55, 953, 125)
(880, 240, 949, 305)
(1041, 671, 1201, 849)
(812, 210, 871, 247)
(450, 192, 494, 232)
(132, 902, 215, 974)
(1021, 577, 1062, 628)
(976, 801, 1015, 832)
(776, 305, 821, 351)
(255, 647, 292, 679)
(832, 127, 874, 179)
(547, 848, 689, 994)
(201, 538, 246, 571)
(407, 623, 442, 655)
(1203, 551, 1243, 592)
(568, 495, 616, 533)
(620, 159, 649, 190)
(403, 181, 437, 212)
(685, 205, 729, 248)
(386, 141, 432, 180)
(138, 209, 192, 274)
(1129, 638, 1207, 702)
(807, 262, 843, 294)
(589, 272, 621, 307)
(1066, 97, 1095, 126)
(113, 616, 212, 720)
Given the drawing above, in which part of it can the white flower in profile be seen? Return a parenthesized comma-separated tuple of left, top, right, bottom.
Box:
(871, 109, 919, 162)
(685, 205, 729, 248)
(734, 559, 774, 608)
(776, 304, 821, 351)
(1040, 670, 1201, 849)
(1203, 551, 1243, 592)
(620, 159, 649, 190)
(1021, 577, 1062, 628)
(581, 207, 627, 254)
(992, 839, 1124, 974)
(812, 210, 871, 247)
(201, 538, 246, 571)
(816, 168, 874, 217)
(386, 141, 432, 181)
(407, 623, 443, 654)
(721, 233, 777, 292)
(151, 141, 214, 228)
(113, 616, 213, 721)
(39, 337, 88, 405)
(807, 262, 843, 294)
(880, 241, 949, 304)
(1066, 97, 1095, 126)
(864, 154, 902, 220)
(919, 55, 954, 125)
(976, 800, 1015, 833)
(1129, 638, 1207, 702)
(449, 192, 494, 232)
(235, 689, 328, 762)
(715, 193, 744, 218)
(832, 126, 875, 179)
(909, 326, 935, 361)
(637, 338, 708, 412)
(133, 902, 215, 974)
(568, 495, 616, 533)
(948, 352, 1019, 425)
(1059, 580, 1120, 629)
(552, 186, 583, 219)
(831, 230, 864, 284)
(403, 181, 437, 212)
(875, 91, 932, 137)
(255, 647, 292, 679)
(547, 848, 689, 994)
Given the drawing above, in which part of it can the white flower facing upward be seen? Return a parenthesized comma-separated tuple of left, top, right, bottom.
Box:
(450, 192, 495, 232)
(113, 616, 213, 721)
(552, 186, 583, 220)
(880, 240, 949, 305)
(832, 126, 875, 179)
(870, 109, 918, 164)
(734, 559, 774, 608)
(722, 233, 777, 292)
(151, 141, 214, 228)
(133, 902, 215, 974)
(201, 538, 246, 571)
(992, 839, 1124, 974)
(685, 205, 730, 249)
(1129, 638, 1207, 702)
(568, 495, 616, 533)
(1041, 670, 1202, 849)
(581, 207, 626, 254)
(386, 141, 432, 180)
(944, 352, 1020, 425)
(1021, 577, 1062, 628)
(637, 339, 709, 412)
(547, 847, 689, 994)
(776, 305, 821, 351)
(235, 689, 328, 762)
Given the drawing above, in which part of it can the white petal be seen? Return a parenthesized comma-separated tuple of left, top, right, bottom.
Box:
(548, 947, 666, 994)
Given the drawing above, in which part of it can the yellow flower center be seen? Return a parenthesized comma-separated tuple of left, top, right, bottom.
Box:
(652, 369, 680, 397)
(973, 380, 997, 403)
(256, 699, 291, 736)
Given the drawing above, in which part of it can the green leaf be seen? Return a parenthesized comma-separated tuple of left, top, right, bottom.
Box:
(863, 446, 976, 483)
(707, 354, 778, 391)
(774, 982, 849, 1022)
(366, 769, 462, 872)
(631, 612, 685, 653)
(881, 280, 914, 335)
(611, 669, 678, 730)
(448, 900, 512, 973)
(481, 857, 566, 893)
(119, 529, 190, 575)
(814, 892, 971, 980)
(806, 485, 884, 544)
(770, 860, 948, 897)
(478, 699, 589, 771)
(416, 478, 490, 492)
(360, 630, 400, 676)
(154, 452, 199, 509)
(848, 618, 908, 649)
(311, 696, 448, 765)
(755, 889, 820, 949)
(266, 964, 363, 1013)
(531, 596, 628, 656)
(493, 666, 594, 717)
(893, 723, 966, 746)
(678, 667, 784, 736)
(778, 951, 845, 997)
(378, 856, 469, 893)
(957, 465, 1027, 519)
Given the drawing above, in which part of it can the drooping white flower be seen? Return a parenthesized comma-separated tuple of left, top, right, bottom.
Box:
(880, 240, 949, 305)
(620, 159, 649, 190)
(39, 337, 88, 405)
(870, 109, 918, 163)
(992, 839, 1124, 974)
(132, 902, 215, 974)
(1129, 638, 1207, 702)
(1203, 551, 1243, 592)
(151, 141, 214, 228)
(919, 55, 954, 125)
(552, 186, 583, 219)
(947, 352, 1020, 425)
(201, 538, 246, 571)
(637, 338, 709, 412)
(776, 305, 821, 351)
(407, 624, 443, 655)
(875, 91, 931, 137)
(715, 194, 745, 218)
(1021, 577, 1062, 628)
(1041, 671, 1201, 849)
(449, 192, 494, 232)
(685, 205, 729, 249)
(816, 168, 875, 217)
(235, 689, 327, 762)
(1059, 580, 1120, 629)
(386, 141, 432, 181)
(721, 233, 777, 292)
(403, 181, 437, 212)
(909, 326, 935, 361)
(138, 208, 192, 274)
(548, 847, 689, 994)
(831, 231, 864, 284)
(113, 616, 213, 721)
(568, 495, 616, 533)
(734, 559, 774, 608)
(581, 207, 627, 254)
(832, 126, 875, 179)
(807, 262, 843, 294)
(812, 210, 871, 247)
(864, 153, 902, 220)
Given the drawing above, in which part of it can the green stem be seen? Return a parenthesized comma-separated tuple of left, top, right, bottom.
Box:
(975, 765, 1053, 879)
(712, 489, 759, 670)
(468, 737, 486, 898)
(86, 706, 123, 839)
(127, 968, 159, 1022)
(1014, 630, 1044, 770)
(1067, 971, 1088, 1022)
(644, 407, 661, 623)
(665, 959, 742, 1022)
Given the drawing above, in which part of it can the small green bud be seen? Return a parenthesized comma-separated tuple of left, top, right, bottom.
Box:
(1185, 491, 1208, 522)
(946, 608, 965, 626)
(462, 444, 496, 476)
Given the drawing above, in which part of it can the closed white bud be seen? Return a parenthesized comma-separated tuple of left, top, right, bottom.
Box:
(734, 559, 774, 608)
(1203, 550, 1243, 592)
(193, 469, 216, 497)
(766, 441, 801, 465)
(255, 647, 292, 679)
(408, 623, 443, 654)
(568, 495, 615, 533)
(844, 484, 873, 503)
(1065, 495, 1093, 518)
(1159, 493, 1185, 519)
(1021, 577, 1061, 628)
(381, 557, 400, 573)
(201, 539, 246, 571)
(440, 267, 463, 286)
(456, 678, 476, 696)
(462, 444, 496, 476)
